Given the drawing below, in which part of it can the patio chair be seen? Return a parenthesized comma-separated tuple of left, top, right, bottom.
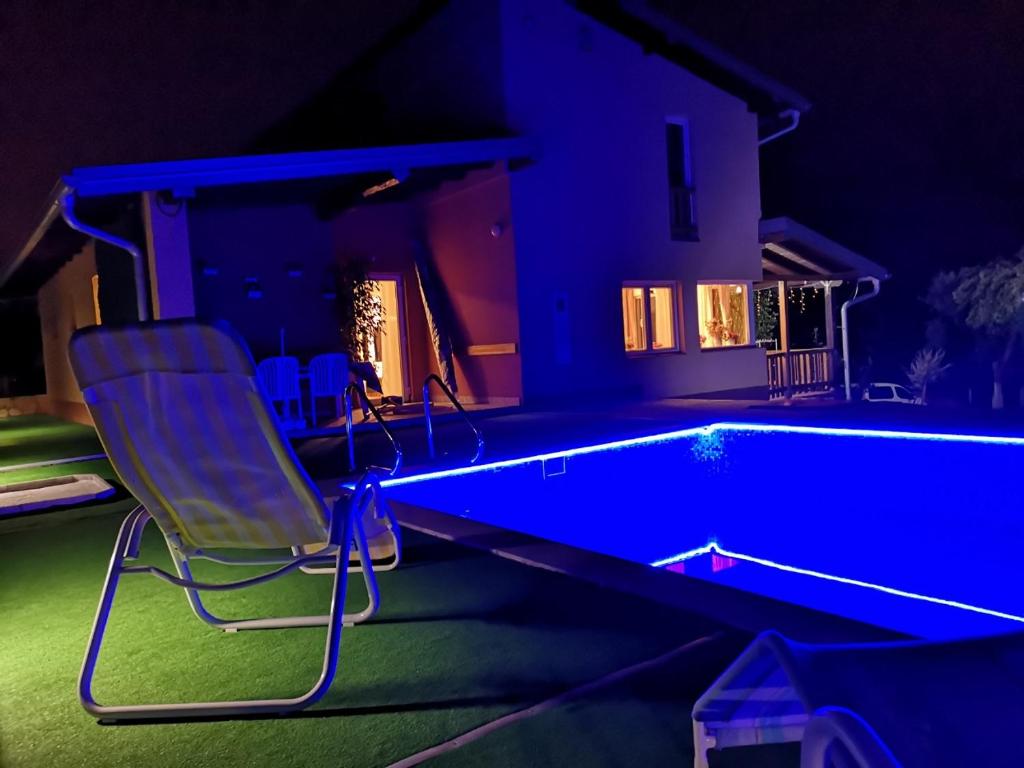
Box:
(69, 319, 388, 721)
(692, 629, 1024, 767)
(308, 352, 348, 426)
(256, 355, 305, 430)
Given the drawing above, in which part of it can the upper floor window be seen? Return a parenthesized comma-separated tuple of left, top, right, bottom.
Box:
(666, 120, 697, 241)
(697, 283, 751, 349)
(622, 282, 680, 354)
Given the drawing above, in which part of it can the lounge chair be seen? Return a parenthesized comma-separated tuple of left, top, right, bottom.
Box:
(69, 319, 390, 721)
(692, 629, 1024, 767)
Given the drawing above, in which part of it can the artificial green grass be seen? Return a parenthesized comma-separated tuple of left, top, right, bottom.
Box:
(430, 637, 799, 768)
(0, 416, 103, 469)
(0, 510, 730, 767)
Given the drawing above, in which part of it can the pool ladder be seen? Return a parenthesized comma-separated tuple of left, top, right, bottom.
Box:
(343, 383, 403, 476)
(342, 375, 484, 476)
(423, 373, 485, 464)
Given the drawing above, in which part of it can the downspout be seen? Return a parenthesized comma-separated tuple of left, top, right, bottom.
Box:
(841, 277, 881, 401)
(758, 108, 801, 146)
(60, 190, 149, 322)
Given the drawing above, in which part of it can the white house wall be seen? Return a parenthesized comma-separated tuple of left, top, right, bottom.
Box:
(500, 0, 767, 400)
(37, 243, 98, 423)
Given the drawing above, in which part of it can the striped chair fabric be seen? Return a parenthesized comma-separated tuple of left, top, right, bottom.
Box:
(69, 321, 329, 550)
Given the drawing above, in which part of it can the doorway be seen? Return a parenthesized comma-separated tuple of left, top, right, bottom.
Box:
(366, 275, 409, 402)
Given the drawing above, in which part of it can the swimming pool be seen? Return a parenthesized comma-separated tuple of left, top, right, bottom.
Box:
(380, 423, 1024, 638)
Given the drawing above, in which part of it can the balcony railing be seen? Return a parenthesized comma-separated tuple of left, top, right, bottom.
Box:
(767, 348, 836, 399)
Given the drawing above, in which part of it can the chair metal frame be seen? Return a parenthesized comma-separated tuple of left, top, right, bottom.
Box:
(296, 478, 402, 575)
(78, 473, 385, 722)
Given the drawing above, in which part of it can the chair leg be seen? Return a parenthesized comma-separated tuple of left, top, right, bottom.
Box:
(79, 506, 357, 721)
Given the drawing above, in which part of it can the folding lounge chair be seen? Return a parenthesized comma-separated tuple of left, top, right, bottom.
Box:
(692, 629, 1024, 767)
(69, 319, 390, 721)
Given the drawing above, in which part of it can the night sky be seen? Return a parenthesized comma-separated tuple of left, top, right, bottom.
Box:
(672, 0, 1024, 372)
(3, 0, 1023, 376)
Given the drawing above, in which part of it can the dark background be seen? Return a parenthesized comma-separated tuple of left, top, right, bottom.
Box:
(2, 0, 1022, 393)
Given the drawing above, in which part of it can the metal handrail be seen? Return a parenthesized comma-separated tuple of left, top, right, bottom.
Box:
(422, 373, 484, 464)
(343, 384, 403, 476)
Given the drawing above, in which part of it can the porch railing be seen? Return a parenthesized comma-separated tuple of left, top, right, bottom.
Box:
(767, 348, 836, 399)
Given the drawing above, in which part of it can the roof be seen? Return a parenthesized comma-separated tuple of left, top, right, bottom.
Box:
(0, 137, 534, 296)
(573, 1, 810, 115)
(259, 1, 810, 155)
(759, 217, 890, 282)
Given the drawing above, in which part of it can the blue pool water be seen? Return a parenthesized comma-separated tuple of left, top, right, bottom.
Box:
(381, 423, 1024, 638)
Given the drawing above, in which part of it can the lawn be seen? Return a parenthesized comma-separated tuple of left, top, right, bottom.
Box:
(0, 506, 767, 767)
(0, 416, 103, 469)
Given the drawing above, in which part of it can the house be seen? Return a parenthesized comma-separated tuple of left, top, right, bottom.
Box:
(0, 0, 884, 426)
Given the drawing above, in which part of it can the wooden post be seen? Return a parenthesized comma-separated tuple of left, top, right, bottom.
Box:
(777, 281, 790, 353)
(142, 192, 195, 320)
(824, 282, 836, 387)
(777, 281, 791, 398)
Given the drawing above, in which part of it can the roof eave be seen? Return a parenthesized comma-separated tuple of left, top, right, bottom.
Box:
(0, 182, 69, 292)
(64, 136, 537, 198)
(759, 217, 891, 282)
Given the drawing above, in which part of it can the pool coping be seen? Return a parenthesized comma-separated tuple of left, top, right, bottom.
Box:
(393, 501, 905, 644)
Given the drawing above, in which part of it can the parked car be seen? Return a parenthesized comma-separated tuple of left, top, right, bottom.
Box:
(862, 382, 922, 405)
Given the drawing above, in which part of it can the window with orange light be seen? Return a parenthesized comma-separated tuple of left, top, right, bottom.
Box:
(622, 282, 679, 354)
(697, 283, 751, 349)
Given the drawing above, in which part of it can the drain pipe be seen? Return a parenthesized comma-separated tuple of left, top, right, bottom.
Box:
(841, 277, 881, 401)
(759, 109, 801, 146)
(60, 191, 148, 321)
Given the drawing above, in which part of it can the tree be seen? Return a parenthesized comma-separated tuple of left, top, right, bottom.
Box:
(334, 259, 385, 361)
(905, 347, 950, 404)
(926, 249, 1024, 408)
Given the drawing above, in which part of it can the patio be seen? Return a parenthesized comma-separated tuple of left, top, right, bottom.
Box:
(5, 401, 998, 766)
(1, 409, 901, 766)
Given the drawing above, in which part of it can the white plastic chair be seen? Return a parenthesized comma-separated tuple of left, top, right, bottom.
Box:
(308, 353, 349, 426)
(257, 356, 304, 429)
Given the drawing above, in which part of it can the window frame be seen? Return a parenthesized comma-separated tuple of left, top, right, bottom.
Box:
(666, 118, 698, 242)
(695, 280, 755, 351)
(621, 280, 683, 356)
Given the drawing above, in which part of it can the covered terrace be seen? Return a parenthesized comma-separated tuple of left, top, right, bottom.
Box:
(1, 138, 535, 426)
(756, 217, 890, 400)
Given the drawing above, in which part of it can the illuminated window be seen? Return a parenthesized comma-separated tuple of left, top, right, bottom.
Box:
(91, 274, 102, 325)
(697, 283, 751, 349)
(622, 283, 679, 354)
(666, 120, 697, 241)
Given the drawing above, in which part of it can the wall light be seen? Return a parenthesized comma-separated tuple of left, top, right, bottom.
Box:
(362, 177, 401, 198)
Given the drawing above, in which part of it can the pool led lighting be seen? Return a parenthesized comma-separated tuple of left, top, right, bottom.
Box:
(375, 420, 1024, 490)
(652, 542, 1024, 625)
